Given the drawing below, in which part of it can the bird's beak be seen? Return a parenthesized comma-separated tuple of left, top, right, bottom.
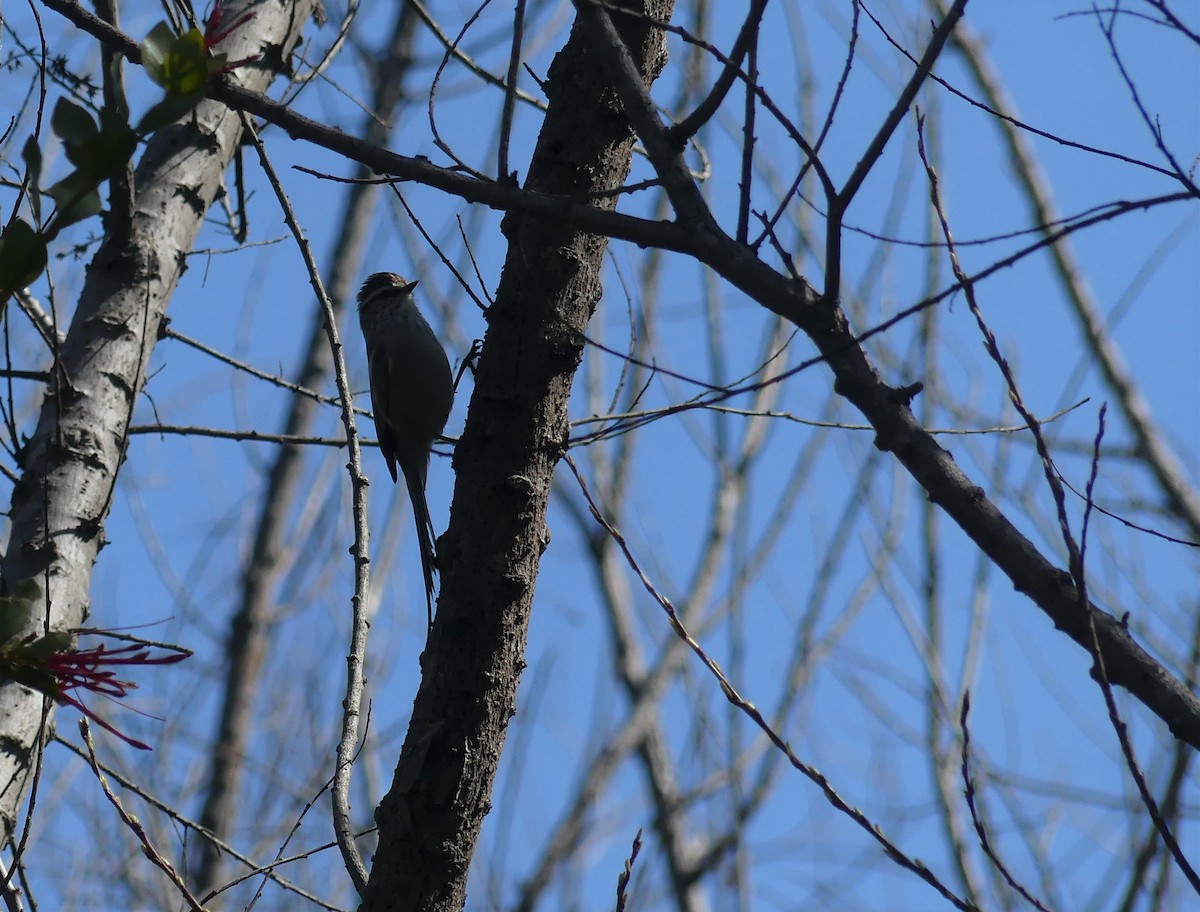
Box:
(402, 280, 420, 294)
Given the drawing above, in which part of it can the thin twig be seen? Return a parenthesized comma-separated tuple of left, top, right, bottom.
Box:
(613, 828, 642, 912)
(53, 733, 342, 909)
(826, 0, 968, 302)
(497, 0, 527, 180)
(919, 117, 1200, 896)
(238, 115, 372, 895)
(1077, 408, 1200, 894)
(161, 325, 359, 411)
(79, 720, 206, 912)
(670, 0, 769, 141)
(127, 423, 365, 446)
(565, 455, 979, 912)
(959, 695, 1052, 911)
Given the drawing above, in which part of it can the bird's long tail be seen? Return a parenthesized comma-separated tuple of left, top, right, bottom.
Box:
(402, 464, 438, 631)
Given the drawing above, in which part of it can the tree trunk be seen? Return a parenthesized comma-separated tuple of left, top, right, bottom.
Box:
(360, 3, 674, 910)
(0, 0, 317, 845)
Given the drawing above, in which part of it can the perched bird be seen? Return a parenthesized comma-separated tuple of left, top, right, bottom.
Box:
(357, 272, 453, 627)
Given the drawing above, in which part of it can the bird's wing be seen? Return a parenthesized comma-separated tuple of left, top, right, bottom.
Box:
(368, 344, 399, 483)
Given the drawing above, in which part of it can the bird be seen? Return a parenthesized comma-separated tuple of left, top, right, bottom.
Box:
(357, 272, 454, 628)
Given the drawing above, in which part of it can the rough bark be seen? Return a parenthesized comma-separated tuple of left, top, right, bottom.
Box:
(359, 3, 674, 910)
(0, 0, 317, 845)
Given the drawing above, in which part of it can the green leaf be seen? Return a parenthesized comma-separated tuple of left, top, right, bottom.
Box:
(1, 662, 59, 698)
(141, 23, 211, 97)
(52, 107, 137, 182)
(0, 219, 48, 297)
(11, 579, 42, 607)
(51, 98, 98, 148)
(98, 105, 133, 139)
(88, 111, 139, 178)
(160, 28, 210, 97)
(136, 93, 204, 136)
(52, 99, 137, 181)
(47, 172, 102, 229)
(104, 56, 130, 122)
(0, 579, 42, 644)
(21, 136, 42, 189)
(22, 630, 71, 658)
(140, 22, 179, 88)
(21, 137, 43, 223)
(0, 591, 35, 644)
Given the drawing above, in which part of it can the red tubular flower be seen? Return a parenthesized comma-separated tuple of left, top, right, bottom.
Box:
(38, 641, 188, 750)
(202, 0, 259, 74)
(203, 0, 256, 49)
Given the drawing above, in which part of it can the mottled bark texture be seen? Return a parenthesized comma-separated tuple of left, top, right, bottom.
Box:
(0, 0, 317, 846)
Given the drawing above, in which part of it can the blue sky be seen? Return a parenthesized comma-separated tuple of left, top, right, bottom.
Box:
(3, 2, 1198, 909)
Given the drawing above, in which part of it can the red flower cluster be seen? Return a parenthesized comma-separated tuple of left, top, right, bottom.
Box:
(203, 0, 256, 49)
(0, 633, 189, 750)
(43, 641, 188, 750)
(202, 0, 258, 72)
